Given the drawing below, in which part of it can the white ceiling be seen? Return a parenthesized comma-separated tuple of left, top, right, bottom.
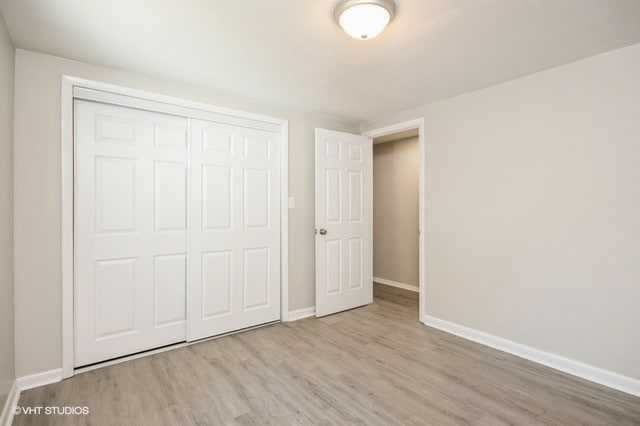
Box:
(1, 0, 640, 123)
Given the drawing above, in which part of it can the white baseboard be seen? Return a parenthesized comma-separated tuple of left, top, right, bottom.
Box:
(16, 369, 63, 392)
(0, 380, 20, 426)
(422, 315, 640, 397)
(373, 277, 419, 293)
(0, 370, 64, 425)
(287, 307, 316, 321)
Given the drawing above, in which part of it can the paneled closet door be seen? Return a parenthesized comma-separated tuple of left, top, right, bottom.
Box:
(188, 119, 281, 340)
(74, 100, 188, 367)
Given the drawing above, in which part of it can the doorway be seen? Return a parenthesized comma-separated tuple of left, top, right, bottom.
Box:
(363, 119, 426, 321)
(372, 131, 419, 315)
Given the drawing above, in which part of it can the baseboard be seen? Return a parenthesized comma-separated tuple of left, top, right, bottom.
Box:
(373, 277, 419, 293)
(287, 307, 316, 321)
(422, 315, 640, 397)
(0, 370, 64, 425)
(0, 380, 20, 426)
(16, 369, 63, 392)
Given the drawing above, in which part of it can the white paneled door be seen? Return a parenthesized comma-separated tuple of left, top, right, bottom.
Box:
(75, 100, 188, 366)
(188, 119, 281, 340)
(75, 99, 282, 367)
(315, 128, 372, 317)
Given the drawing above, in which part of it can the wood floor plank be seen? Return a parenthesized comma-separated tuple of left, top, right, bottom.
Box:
(13, 283, 640, 425)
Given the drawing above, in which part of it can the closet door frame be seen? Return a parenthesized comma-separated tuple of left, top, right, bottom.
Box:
(61, 75, 290, 379)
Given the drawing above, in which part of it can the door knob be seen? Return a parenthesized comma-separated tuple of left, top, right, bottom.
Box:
(319, 228, 327, 235)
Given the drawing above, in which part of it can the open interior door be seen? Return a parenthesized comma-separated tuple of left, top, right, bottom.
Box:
(315, 128, 373, 317)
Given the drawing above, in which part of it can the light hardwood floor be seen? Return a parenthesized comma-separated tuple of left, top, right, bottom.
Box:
(14, 284, 640, 425)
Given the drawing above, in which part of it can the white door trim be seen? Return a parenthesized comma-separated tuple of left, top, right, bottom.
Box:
(362, 118, 426, 323)
(61, 75, 289, 379)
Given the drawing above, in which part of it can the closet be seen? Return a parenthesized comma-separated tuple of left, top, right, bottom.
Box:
(73, 91, 282, 367)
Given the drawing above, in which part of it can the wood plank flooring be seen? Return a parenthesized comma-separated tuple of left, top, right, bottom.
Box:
(14, 284, 640, 425)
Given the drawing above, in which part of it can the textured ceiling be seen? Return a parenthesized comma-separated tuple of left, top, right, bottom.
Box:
(1, 0, 640, 122)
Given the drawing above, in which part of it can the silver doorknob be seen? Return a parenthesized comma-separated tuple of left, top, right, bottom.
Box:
(319, 228, 327, 235)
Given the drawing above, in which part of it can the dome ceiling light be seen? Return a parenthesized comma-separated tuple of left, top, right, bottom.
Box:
(333, 0, 397, 40)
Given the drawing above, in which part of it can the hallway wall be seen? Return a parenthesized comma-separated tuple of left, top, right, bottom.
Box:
(373, 137, 419, 288)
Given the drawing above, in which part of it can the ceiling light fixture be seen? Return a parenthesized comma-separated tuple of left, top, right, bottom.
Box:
(333, 0, 396, 40)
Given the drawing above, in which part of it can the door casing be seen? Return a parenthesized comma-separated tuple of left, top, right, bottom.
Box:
(61, 76, 290, 378)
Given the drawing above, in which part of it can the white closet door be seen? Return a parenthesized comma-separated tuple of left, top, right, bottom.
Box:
(75, 100, 188, 366)
(188, 119, 281, 340)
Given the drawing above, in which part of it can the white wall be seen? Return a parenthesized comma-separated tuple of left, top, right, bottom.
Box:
(0, 10, 15, 409)
(373, 137, 419, 287)
(362, 43, 640, 380)
(13, 49, 357, 377)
